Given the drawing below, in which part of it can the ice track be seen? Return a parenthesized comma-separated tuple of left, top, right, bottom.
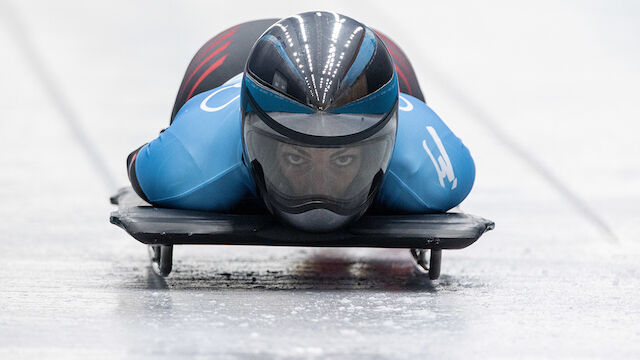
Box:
(0, 0, 639, 358)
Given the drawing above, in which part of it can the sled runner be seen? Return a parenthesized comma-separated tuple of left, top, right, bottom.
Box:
(110, 187, 494, 279)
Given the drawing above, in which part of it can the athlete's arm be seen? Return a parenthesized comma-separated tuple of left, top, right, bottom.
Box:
(126, 85, 256, 211)
(126, 144, 152, 204)
(375, 94, 475, 213)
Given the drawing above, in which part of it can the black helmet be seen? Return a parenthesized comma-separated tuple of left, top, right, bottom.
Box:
(241, 11, 398, 232)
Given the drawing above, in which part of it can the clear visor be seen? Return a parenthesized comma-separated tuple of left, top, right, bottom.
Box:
(244, 111, 397, 216)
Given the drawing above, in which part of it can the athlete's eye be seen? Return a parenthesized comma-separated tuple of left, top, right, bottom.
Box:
(333, 155, 354, 167)
(284, 153, 307, 166)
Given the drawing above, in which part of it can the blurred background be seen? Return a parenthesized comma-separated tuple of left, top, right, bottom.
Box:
(0, 0, 638, 358)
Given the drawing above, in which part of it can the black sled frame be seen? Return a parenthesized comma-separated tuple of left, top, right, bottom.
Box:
(110, 187, 494, 279)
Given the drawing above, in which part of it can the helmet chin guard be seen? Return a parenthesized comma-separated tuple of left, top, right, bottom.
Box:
(241, 11, 399, 232)
(274, 208, 357, 233)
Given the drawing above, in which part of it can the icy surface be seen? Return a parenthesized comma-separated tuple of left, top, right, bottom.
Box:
(0, 0, 639, 358)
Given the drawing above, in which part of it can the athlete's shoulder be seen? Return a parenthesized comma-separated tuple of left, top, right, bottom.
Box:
(173, 73, 244, 123)
(395, 93, 464, 154)
(397, 93, 444, 127)
(377, 93, 475, 213)
(157, 73, 245, 173)
(134, 73, 253, 210)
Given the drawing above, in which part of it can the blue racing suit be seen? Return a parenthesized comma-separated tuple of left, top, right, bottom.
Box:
(129, 74, 475, 214)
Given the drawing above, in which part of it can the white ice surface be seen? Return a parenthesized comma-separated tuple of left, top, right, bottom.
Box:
(0, 0, 639, 359)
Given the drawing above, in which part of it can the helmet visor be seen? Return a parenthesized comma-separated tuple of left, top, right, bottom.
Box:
(244, 111, 397, 216)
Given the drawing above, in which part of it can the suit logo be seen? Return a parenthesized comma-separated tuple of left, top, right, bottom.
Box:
(422, 126, 457, 190)
(200, 82, 241, 112)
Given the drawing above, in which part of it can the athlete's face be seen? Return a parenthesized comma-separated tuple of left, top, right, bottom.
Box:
(276, 143, 362, 197)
